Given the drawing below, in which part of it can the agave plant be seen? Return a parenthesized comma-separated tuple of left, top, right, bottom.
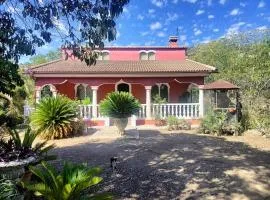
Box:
(99, 92, 140, 134)
(22, 161, 110, 200)
(0, 178, 21, 200)
(30, 95, 77, 139)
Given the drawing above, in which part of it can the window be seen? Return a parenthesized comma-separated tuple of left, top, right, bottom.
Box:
(139, 50, 156, 60)
(117, 83, 130, 93)
(41, 85, 53, 98)
(76, 84, 92, 101)
(151, 83, 169, 102)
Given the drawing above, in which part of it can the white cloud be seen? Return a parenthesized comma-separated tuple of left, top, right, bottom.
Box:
(257, 26, 267, 30)
(219, 0, 226, 5)
(165, 13, 179, 24)
(258, 1, 265, 8)
(207, 0, 212, 6)
(213, 28, 219, 32)
(230, 8, 240, 16)
(180, 35, 187, 41)
(172, 0, 178, 3)
(196, 9, 205, 15)
(226, 22, 246, 35)
(137, 14, 144, 20)
(151, 0, 167, 7)
(240, 2, 246, 7)
(140, 31, 149, 36)
(208, 15, 215, 19)
(182, 0, 197, 3)
(145, 41, 156, 46)
(123, 7, 131, 18)
(150, 22, 162, 30)
(116, 31, 120, 38)
(202, 37, 211, 43)
(52, 17, 68, 35)
(194, 28, 202, 36)
(157, 32, 166, 37)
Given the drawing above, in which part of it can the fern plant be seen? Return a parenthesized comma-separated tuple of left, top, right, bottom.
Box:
(30, 95, 77, 139)
(99, 92, 140, 118)
(22, 161, 110, 200)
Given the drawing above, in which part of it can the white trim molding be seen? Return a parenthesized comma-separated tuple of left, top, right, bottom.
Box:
(115, 79, 132, 93)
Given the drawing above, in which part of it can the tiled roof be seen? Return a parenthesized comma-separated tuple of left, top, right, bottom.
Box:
(29, 59, 215, 74)
(203, 80, 239, 90)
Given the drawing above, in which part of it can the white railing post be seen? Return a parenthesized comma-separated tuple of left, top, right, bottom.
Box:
(145, 86, 152, 119)
(91, 86, 98, 119)
(199, 85, 204, 118)
(35, 86, 41, 103)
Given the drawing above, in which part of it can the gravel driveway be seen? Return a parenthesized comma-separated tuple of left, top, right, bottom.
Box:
(50, 128, 270, 200)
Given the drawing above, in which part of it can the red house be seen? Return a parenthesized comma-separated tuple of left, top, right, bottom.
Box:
(27, 36, 215, 126)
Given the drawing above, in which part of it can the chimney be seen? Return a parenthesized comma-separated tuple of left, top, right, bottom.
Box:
(168, 36, 179, 47)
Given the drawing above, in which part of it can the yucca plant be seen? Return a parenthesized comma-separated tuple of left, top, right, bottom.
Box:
(22, 161, 111, 200)
(30, 95, 77, 139)
(99, 92, 140, 134)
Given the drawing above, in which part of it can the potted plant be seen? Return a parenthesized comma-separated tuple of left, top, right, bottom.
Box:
(99, 92, 140, 135)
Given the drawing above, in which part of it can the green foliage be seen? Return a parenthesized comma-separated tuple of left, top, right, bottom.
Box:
(30, 95, 77, 140)
(0, 178, 20, 200)
(0, 128, 55, 162)
(152, 95, 167, 104)
(22, 161, 110, 200)
(200, 109, 227, 136)
(82, 97, 92, 105)
(167, 116, 191, 131)
(189, 29, 270, 134)
(70, 118, 85, 137)
(99, 92, 141, 118)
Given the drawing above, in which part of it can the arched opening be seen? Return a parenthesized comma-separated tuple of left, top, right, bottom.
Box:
(76, 84, 85, 100)
(41, 85, 53, 98)
(160, 84, 168, 101)
(117, 83, 130, 93)
(151, 84, 169, 103)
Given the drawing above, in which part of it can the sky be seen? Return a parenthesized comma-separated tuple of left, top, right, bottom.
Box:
(20, 0, 269, 63)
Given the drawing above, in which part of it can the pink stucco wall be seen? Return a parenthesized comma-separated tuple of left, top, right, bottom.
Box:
(62, 47, 187, 61)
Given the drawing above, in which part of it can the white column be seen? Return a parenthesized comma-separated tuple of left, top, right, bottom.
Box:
(91, 86, 98, 119)
(35, 86, 41, 103)
(145, 86, 152, 119)
(198, 85, 204, 118)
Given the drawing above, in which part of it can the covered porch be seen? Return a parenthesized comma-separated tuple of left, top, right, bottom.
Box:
(26, 76, 205, 126)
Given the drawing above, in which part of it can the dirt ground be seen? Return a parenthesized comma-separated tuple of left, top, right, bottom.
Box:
(49, 127, 270, 200)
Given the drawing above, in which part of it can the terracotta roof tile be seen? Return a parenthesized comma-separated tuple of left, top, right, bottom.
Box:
(203, 80, 239, 90)
(29, 59, 215, 74)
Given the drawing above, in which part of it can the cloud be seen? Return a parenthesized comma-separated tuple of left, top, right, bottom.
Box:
(207, 0, 212, 6)
(219, 0, 226, 5)
(140, 31, 149, 36)
(194, 28, 202, 36)
(148, 9, 155, 14)
(230, 8, 240, 16)
(213, 28, 219, 32)
(182, 0, 197, 3)
(137, 14, 144, 20)
(52, 17, 68, 35)
(123, 7, 131, 18)
(151, 0, 167, 7)
(180, 35, 187, 41)
(258, 1, 265, 8)
(172, 0, 178, 3)
(208, 15, 215, 19)
(157, 32, 166, 37)
(202, 37, 211, 43)
(240, 2, 246, 7)
(116, 31, 120, 38)
(165, 13, 179, 24)
(150, 22, 162, 30)
(196, 10, 205, 15)
(257, 26, 267, 30)
(226, 22, 246, 35)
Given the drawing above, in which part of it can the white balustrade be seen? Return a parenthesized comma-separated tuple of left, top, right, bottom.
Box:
(23, 105, 35, 117)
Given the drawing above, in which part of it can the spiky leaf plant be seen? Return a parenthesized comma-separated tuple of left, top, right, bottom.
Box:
(99, 92, 141, 118)
(30, 95, 77, 140)
(22, 161, 111, 200)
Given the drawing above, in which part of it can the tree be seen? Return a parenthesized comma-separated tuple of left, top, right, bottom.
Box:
(189, 29, 270, 133)
(0, 0, 129, 95)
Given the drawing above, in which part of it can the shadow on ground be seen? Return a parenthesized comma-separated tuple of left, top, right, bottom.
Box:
(50, 130, 270, 200)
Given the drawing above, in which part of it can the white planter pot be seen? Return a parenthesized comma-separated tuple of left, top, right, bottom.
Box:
(114, 118, 128, 135)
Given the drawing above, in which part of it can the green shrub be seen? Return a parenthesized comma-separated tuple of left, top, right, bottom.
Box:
(82, 97, 92, 105)
(70, 118, 85, 137)
(178, 119, 191, 130)
(22, 161, 111, 200)
(200, 109, 227, 136)
(99, 92, 140, 118)
(167, 116, 179, 130)
(30, 95, 77, 140)
(0, 128, 55, 162)
(0, 178, 20, 200)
